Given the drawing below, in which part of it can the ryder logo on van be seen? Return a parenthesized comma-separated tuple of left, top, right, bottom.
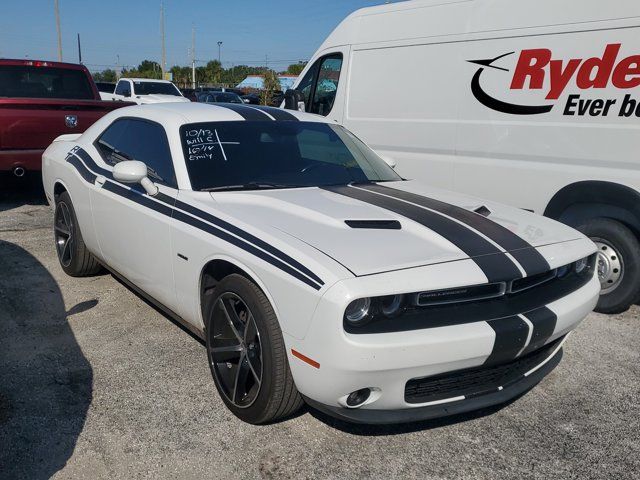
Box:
(468, 44, 640, 117)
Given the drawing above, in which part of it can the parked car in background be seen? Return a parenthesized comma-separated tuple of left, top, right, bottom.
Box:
(0, 59, 132, 176)
(285, 0, 640, 314)
(42, 102, 598, 424)
(198, 91, 243, 104)
(107, 78, 190, 104)
(241, 93, 260, 105)
(181, 88, 198, 102)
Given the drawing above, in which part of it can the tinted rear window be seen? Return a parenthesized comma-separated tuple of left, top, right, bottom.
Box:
(0, 65, 94, 99)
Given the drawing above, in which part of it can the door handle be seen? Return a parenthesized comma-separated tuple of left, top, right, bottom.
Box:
(95, 175, 106, 187)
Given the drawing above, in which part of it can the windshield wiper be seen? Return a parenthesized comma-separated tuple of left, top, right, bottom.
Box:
(202, 182, 297, 192)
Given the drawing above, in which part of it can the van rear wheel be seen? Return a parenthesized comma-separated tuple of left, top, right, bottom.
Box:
(578, 218, 640, 314)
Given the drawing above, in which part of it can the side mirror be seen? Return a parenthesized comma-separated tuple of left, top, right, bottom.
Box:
(122, 89, 131, 97)
(113, 160, 158, 196)
(284, 89, 305, 111)
(379, 155, 397, 170)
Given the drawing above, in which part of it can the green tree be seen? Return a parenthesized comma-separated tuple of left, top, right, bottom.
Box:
(286, 62, 306, 76)
(92, 69, 116, 82)
(260, 70, 281, 105)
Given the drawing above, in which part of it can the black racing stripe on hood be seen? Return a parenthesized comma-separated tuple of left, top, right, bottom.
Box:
(520, 307, 557, 356)
(360, 183, 551, 277)
(323, 185, 522, 283)
(215, 103, 273, 121)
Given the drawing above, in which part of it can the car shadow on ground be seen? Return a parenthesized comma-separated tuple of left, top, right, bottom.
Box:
(0, 173, 47, 212)
(0, 240, 94, 479)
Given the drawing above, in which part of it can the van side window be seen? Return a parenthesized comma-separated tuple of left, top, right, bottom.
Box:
(114, 80, 130, 96)
(310, 54, 343, 116)
(95, 118, 177, 188)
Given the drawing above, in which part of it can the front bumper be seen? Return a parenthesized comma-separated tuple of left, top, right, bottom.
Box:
(286, 245, 599, 423)
(303, 342, 563, 424)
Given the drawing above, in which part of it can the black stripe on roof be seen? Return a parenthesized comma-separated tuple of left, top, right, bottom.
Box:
(249, 106, 300, 121)
(215, 103, 273, 121)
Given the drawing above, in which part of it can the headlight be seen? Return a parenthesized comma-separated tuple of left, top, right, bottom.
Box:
(575, 257, 588, 274)
(381, 294, 405, 317)
(344, 297, 371, 326)
(557, 264, 571, 278)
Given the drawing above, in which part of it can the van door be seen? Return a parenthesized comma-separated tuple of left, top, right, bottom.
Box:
(296, 48, 349, 123)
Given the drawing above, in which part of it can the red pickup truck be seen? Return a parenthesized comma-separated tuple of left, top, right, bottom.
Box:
(0, 59, 132, 177)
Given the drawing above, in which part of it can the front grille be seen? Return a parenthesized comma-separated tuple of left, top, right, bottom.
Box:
(404, 336, 564, 404)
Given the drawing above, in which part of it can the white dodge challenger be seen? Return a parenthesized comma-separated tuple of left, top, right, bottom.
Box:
(42, 102, 599, 424)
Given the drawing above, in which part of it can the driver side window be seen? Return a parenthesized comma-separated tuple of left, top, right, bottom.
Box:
(95, 118, 177, 188)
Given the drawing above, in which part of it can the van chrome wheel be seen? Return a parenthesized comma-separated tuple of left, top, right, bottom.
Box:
(54, 202, 74, 267)
(594, 239, 623, 294)
(208, 292, 263, 408)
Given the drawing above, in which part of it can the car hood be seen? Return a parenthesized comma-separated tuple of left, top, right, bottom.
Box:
(138, 94, 190, 104)
(211, 181, 583, 277)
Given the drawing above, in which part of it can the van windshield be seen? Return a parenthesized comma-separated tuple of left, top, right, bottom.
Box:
(180, 121, 401, 191)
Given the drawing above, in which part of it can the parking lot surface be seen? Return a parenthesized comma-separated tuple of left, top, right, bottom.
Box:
(1, 181, 639, 480)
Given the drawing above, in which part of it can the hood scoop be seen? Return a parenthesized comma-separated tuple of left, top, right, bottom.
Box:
(345, 220, 401, 230)
(473, 205, 492, 217)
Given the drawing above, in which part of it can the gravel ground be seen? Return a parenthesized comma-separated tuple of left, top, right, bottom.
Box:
(1, 179, 639, 480)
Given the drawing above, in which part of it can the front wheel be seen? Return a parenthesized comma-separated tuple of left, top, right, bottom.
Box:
(204, 274, 303, 424)
(578, 218, 640, 314)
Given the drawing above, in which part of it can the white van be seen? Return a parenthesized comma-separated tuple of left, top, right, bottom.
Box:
(284, 0, 640, 314)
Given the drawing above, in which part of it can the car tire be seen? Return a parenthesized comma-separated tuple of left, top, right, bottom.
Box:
(204, 274, 303, 424)
(578, 218, 640, 314)
(54, 191, 102, 277)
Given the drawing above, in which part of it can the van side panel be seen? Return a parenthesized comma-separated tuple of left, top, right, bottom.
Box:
(455, 23, 640, 213)
(346, 42, 464, 188)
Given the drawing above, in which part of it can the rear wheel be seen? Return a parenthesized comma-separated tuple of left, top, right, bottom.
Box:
(54, 191, 101, 277)
(578, 218, 640, 314)
(204, 274, 303, 424)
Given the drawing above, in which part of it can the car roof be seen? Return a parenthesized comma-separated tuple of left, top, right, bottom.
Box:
(109, 102, 330, 125)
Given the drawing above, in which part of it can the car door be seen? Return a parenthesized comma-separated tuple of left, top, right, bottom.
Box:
(90, 118, 179, 310)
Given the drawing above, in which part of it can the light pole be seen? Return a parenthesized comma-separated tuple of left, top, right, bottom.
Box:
(217, 41, 223, 64)
(54, 0, 63, 61)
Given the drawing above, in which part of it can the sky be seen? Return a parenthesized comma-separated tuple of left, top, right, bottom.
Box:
(0, 0, 387, 72)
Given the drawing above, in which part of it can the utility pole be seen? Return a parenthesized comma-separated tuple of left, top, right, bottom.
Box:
(191, 25, 196, 89)
(77, 33, 82, 63)
(217, 41, 223, 64)
(265, 54, 268, 69)
(54, 0, 63, 61)
(160, 1, 166, 79)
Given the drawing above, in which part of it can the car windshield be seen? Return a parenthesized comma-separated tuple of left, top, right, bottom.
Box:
(133, 81, 181, 96)
(180, 121, 401, 191)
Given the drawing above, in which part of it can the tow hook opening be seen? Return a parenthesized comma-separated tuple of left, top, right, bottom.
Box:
(12, 166, 26, 178)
